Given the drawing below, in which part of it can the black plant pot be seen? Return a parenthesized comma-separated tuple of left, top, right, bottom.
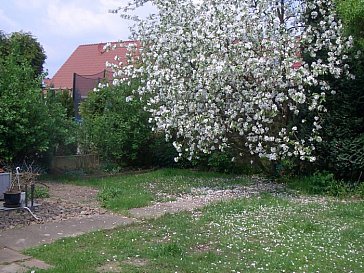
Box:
(3, 191, 21, 208)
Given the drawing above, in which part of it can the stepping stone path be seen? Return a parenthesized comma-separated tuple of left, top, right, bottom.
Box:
(0, 247, 51, 273)
(0, 180, 283, 272)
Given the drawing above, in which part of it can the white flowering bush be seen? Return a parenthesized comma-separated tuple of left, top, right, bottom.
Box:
(112, 0, 353, 163)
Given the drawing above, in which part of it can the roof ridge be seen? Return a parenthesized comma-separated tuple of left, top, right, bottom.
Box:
(78, 40, 139, 47)
(48, 40, 140, 89)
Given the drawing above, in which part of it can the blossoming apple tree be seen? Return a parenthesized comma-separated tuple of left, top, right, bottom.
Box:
(111, 0, 353, 163)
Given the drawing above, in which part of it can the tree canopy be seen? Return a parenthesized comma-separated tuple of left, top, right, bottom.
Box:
(113, 0, 354, 166)
(0, 31, 46, 77)
(337, 0, 364, 48)
(0, 30, 74, 163)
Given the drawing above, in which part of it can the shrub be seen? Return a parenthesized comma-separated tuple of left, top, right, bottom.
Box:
(34, 184, 50, 198)
(296, 5, 364, 182)
(149, 133, 179, 168)
(0, 30, 75, 166)
(79, 79, 152, 167)
(193, 151, 240, 174)
(0, 54, 75, 164)
(355, 182, 364, 198)
(286, 171, 352, 197)
(316, 54, 364, 181)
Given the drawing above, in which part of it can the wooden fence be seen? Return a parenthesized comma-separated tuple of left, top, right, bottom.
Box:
(50, 154, 99, 173)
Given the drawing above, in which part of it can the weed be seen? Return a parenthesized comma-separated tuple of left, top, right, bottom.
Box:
(33, 184, 50, 198)
(154, 242, 185, 257)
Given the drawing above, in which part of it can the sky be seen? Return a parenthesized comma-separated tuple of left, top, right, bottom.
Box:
(0, 0, 154, 78)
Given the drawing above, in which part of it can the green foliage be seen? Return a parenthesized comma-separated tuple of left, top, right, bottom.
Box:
(51, 89, 74, 118)
(206, 152, 235, 173)
(192, 151, 244, 174)
(148, 133, 179, 168)
(79, 80, 153, 166)
(153, 242, 185, 257)
(0, 32, 76, 164)
(44, 90, 77, 156)
(297, 3, 364, 181)
(0, 54, 47, 161)
(285, 172, 354, 197)
(0, 31, 46, 77)
(316, 52, 364, 180)
(311, 172, 350, 197)
(33, 184, 50, 198)
(327, 136, 364, 176)
(337, 0, 364, 48)
(98, 185, 124, 203)
(356, 182, 364, 198)
(0, 31, 8, 54)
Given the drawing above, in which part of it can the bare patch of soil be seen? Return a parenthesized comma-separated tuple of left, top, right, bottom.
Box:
(47, 183, 101, 207)
(0, 183, 106, 231)
(96, 258, 149, 273)
(122, 257, 149, 267)
(192, 243, 215, 253)
(96, 261, 123, 273)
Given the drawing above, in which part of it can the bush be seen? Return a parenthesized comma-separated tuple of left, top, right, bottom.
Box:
(0, 30, 75, 166)
(327, 137, 364, 178)
(311, 5, 364, 181)
(316, 54, 364, 181)
(285, 172, 352, 197)
(79, 79, 152, 167)
(355, 182, 364, 198)
(149, 133, 179, 168)
(0, 53, 75, 164)
(44, 90, 77, 157)
(194, 151, 241, 174)
(34, 184, 50, 198)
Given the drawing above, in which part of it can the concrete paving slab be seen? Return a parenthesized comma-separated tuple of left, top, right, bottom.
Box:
(0, 248, 30, 264)
(0, 214, 135, 251)
(0, 263, 27, 273)
(19, 258, 53, 270)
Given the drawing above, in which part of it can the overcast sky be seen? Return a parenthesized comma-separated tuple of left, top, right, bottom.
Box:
(0, 0, 153, 78)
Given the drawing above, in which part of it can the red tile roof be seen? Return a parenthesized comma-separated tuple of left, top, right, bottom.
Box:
(292, 61, 302, 69)
(48, 41, 140, 89)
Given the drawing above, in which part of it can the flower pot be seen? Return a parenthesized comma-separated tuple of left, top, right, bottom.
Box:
(3, 191, 21, 207)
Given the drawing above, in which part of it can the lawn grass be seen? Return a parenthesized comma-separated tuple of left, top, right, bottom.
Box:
(44, 169, 249, 213)
(29, 169, 363, 272)
(25, 193, 364, 273)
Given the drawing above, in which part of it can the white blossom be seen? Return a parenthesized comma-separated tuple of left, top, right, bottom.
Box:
(113, 0, 353, 162)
